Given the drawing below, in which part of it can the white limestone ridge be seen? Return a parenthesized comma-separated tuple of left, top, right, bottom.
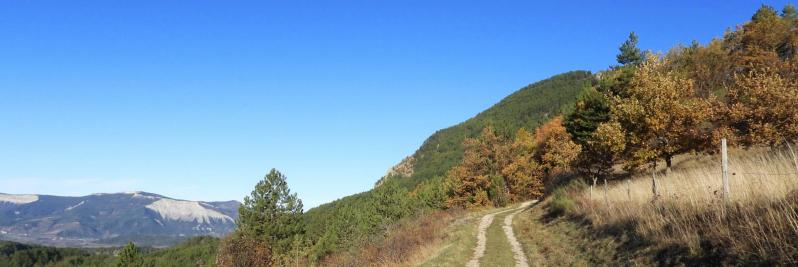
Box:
(65, 200, 86, 211)
(130, 191, 160, 199)
(0, 193, 39, 204)
(145, 198, 234, 224)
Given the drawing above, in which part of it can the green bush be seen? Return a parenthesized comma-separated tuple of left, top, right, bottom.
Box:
(549, 179, 586, 217)
(412, 176, 448, 210)
(488, 175, 509, 207)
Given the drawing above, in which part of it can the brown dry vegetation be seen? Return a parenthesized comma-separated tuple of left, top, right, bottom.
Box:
(216, 233, 274, 267)
(575, 148, 798, 265)
(319, 209, 462, 267)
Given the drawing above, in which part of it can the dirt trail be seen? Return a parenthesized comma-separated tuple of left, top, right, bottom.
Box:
(502, 201, 535, 267)
(465, 201, 534, 267)
(465, 211, 496, 267)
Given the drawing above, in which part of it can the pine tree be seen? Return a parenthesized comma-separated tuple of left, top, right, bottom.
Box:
(752, 4, 778, 21)
(116, 242, 142, 267)
(617, 32, 644, 66)
(783, 4, 798, 20)
(237, 168, 304, 256)
(565, 88, 611, 145)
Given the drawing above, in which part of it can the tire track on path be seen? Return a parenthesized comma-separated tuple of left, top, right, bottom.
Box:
(465, 200, 534, 267)
(502, 200, 536, 267)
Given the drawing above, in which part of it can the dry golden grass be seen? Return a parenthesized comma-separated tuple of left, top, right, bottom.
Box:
(320, 209, 462, 267)
(577, 147, 798, 264)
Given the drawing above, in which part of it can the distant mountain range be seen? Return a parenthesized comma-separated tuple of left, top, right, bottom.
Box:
(0, 191, 239, 247)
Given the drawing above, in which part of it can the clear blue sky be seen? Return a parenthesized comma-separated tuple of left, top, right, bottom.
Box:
(0, 1, 789, 208)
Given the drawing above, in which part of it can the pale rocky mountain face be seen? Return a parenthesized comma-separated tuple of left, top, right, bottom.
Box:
(0, 192, 240, 247)
(374, 155, 415, 187)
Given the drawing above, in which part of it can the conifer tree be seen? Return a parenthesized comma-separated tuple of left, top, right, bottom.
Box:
(238, 169, 304, 256)
(617, 32, 644, 66)
(565, 88, 611, 145)
(752, 4, 778, 21)
(783, 4, 798, 20)
(116, 242, 142, 267)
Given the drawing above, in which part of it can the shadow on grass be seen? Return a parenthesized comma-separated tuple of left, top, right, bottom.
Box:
(544, 202, 780, 267)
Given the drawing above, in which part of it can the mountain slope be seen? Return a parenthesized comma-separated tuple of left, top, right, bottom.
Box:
(379, 70, 594, 188)
(0, 192, 239, 247)
(304, 70, 594, 261)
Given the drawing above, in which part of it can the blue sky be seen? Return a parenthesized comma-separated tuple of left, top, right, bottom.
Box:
(0, 1, 789, 208)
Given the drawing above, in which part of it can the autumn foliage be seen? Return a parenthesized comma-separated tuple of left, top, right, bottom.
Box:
(727, 69, 798, 146)
(216, 233, 274, 267)
(445, 128, 502, 209)
(612, 55, 714, 171)
(501, 128, 544, 201)
(446, 118, 581, 209)
(533, 117, 581, 175)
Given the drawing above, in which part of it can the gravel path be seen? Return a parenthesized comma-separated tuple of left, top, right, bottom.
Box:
(465, 200, 535, 267)
(465, 211, 496, 267)
(502, 200, 535, 267)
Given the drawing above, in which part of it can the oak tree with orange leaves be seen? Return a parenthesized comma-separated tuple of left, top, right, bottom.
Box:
(445, 127, 506, 209)
(728, 69, 798, 146)
(612, 55, 713, 173)
(533, 117, 582, 176)
(501, 128, 545, 201)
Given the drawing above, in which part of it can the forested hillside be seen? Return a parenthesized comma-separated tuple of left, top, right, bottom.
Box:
(7, 3, 798, 267)
(0, 237, 218, 267)
(297, 71, 593, 263)
(381, 71, 594, 188)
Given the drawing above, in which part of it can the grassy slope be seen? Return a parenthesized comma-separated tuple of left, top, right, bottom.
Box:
(416, 214, 478, 267)
(512, 198, 648, 266)
(509, 148, 798, 266)
(573, 148, 798, 265)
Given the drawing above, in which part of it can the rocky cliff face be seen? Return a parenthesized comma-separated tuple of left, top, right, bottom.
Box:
(375, 156, 415, 187)
(0, 192, 239, 247)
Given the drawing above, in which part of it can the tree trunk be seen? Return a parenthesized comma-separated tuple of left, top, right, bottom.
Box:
(591, 177, 597, 199)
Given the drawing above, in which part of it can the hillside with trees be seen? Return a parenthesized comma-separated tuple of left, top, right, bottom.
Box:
(0, 237, 219, 267)
(5, 4, 798, 267)
(378, 70, 594, 188)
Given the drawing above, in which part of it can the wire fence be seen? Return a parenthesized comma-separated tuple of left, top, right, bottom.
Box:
(735, 172, 798, 176)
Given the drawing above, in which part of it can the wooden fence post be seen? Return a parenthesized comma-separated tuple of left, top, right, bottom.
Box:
(722, 138, 730, 201)
(652, 162, 659, 197)
(626, 178, 631, 200)
(604, 177, 610, 208)
(786, 142, 798, 175)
